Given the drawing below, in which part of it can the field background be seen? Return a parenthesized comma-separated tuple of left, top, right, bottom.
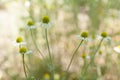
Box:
(0, 0, 120, 80)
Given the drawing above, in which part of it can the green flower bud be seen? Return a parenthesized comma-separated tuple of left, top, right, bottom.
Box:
(42, 16, 50, 24)
(81, 31, 88, 38)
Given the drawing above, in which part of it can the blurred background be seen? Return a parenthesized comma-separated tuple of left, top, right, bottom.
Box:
(0, 0, 120, 80)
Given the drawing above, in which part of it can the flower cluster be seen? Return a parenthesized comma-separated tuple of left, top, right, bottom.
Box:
(26, 16, 52, 29)
(14, 13, 113, 80)
(44, 73, 60, 80)
(15, 36, 31, 54)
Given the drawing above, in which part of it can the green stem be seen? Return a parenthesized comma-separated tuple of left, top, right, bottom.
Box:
(30, 29, 51, 77)
(25, 63, 30, 73)
(30, 29, 44, 58)
(81, 59, 87, 72)
(97, 65, 102, 80)
(80, 38, 104, 80)
(91, 38, 104, 62)
(63, 40, 84, 80)
(45, 29, 54, 80)
(66, 40, 84, 72)
(22, 54, 27, 79)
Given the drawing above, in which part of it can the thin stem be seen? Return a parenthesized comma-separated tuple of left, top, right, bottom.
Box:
(63, 40, 84, 80)
(30, 29, 44, 58)
(91, 38, 104, 62)
(45, 29, 54, 80)
(25, 63, 30, 73)
(66, 40, 84, 72)
(80, 38, 104, 80)
(81, 59, 87, 72)
(30, 29, 51, 76)
(22, 54, 27, 79)
(97, 65, 102, 80)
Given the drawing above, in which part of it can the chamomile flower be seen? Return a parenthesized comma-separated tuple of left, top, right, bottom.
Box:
(18, 46, 32, 54)
(79, 53, 90, 65)
(114, 45, 120, 53)
(101, 32, 108, 38)
(81, 53, 90, 59)
(40, 16, 52, 28)
(76, 31, 89, 41)
(26, 19, 36, 29)
(96, 32, 111, 41)
(19, 46, 27, 54)
(16, 36, 23, 43)
(44, 73, 50, 80)
(13, 36, 26, 46)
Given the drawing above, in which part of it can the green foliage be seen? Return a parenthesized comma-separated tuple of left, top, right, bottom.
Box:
(28, 56, 64, 79)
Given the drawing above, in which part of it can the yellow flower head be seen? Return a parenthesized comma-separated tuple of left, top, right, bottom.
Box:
(81, 31, 88, 38)
(44, 73, 50, 79)
(82, 53, 86, 59)
(42, 16, 50, 24)
(99, 50, 102, 55)
(101, 32, 108, 38)
(16, 37, 23, 43)
(19, 47, 27, 54)
(27, 20, 34, 26)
